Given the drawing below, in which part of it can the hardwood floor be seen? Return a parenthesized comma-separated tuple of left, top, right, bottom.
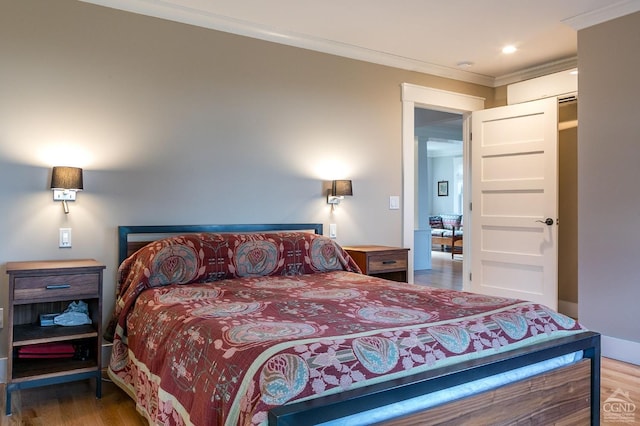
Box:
(600, 357, 640, 425)
(0, 374, 145, 426)
(414, 250, 463, 290)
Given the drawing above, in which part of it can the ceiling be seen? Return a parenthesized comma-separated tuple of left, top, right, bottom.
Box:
(83, 0, 640, 87)
(415, 109, 463, 156)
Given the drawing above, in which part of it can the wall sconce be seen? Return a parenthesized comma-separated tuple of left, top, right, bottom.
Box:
(327, 180, 353, 207)
(51, 166, 84, 214)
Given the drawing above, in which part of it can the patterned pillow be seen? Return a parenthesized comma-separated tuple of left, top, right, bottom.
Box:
(429, 216, 444, 229)
(117, 232, 360, 292)
(440, 214, 462, 230)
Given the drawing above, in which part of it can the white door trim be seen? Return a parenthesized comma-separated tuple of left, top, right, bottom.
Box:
(401, 83, 484, 285)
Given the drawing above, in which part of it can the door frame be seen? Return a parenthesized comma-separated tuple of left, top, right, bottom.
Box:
(401, 83, 485, 286)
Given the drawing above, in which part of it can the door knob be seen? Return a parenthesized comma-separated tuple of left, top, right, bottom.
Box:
(536, 218, 554, 226)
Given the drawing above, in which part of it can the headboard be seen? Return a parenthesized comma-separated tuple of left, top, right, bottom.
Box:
(117, 223, 324, 265)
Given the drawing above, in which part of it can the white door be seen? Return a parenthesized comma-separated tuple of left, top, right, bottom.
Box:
(471, 97, 558, 309)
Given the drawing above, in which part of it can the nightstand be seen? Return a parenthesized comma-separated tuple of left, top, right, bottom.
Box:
(343, 245, 409, 283)
(5, 259, 105, 415)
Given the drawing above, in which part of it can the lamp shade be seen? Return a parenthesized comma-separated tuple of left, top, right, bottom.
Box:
(331, 180, 352, 196)
(51, 166, 84, 190)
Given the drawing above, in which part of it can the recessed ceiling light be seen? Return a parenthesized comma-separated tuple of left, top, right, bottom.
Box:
(502, 45, 517, 54)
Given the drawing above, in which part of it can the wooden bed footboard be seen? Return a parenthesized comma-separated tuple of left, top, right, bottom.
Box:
(385, 359, 591, 425)
(268, 331, 601, 425)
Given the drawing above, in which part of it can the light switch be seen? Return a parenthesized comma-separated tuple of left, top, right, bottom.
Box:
(329, 223, 337, 239)
(389, 196, 400, 210)
(59, 228, 72, 248)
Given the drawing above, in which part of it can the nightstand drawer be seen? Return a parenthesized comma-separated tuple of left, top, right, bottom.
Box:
(368, 253, 407, 273)
(343, 245, 409, 283)
(14, 273, 100, 302)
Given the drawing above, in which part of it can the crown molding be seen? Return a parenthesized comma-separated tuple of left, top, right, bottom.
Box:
(562, 0, 640, 30)
(493, 57, 578, 88)
(81, 0, 496, 86)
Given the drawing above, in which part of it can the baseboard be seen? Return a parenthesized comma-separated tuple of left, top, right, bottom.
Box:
(557, 302, 640, 366)
(558, 300, 578, 319)
(602, 335, 640, 366)
(0, 342, 113, 384)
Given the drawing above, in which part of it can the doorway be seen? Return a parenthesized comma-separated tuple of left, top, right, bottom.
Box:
(401, 83, 485, 287)
(413, 108, 463, 290)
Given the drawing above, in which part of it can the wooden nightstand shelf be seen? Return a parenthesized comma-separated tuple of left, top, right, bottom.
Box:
(343, 245, 409, 283)
(5, 259, 105, 415)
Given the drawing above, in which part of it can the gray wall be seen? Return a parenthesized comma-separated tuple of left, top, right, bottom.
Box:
(0, 0, 494, 359)
(578, 12, 640, 359)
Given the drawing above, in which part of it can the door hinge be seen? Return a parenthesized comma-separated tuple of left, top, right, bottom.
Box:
(469, 272, 472, 281)
(469, 202, 472, 211)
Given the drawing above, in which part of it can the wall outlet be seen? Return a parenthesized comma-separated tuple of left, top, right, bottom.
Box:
(59, 228, 72, 248)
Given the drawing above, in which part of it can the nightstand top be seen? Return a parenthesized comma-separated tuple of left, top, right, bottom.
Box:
(6, 259, 105, 273)
(342, 245, 409, 253)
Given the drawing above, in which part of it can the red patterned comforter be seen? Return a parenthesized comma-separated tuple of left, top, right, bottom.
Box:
(107, 232, 583, 425)
(108, 274, 583, 425)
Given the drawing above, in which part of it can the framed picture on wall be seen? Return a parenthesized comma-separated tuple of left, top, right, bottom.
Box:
(438, 180, 448, 196)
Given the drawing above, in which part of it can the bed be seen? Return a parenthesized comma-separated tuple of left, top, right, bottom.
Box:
(106, 223, 600, 425)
